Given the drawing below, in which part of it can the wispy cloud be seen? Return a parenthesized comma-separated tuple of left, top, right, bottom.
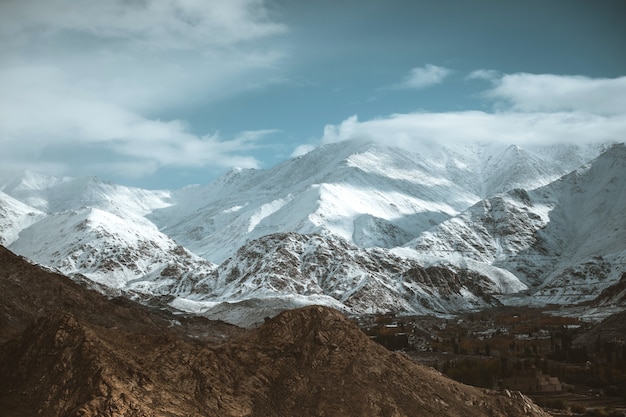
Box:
(483, 73, 626, 115)
(320, 111, 625, 148)
(0, 66, 276, 174)
(393, 64, 452, 90)
(0, 0, 286, 50)
(0, 0, 286, 181)
(467, 69, 501, 81)
(312, 72, 626, 153)
(290, 144, 317, 158)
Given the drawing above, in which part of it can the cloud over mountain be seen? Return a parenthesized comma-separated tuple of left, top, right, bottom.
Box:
(316, 72, 626, 153)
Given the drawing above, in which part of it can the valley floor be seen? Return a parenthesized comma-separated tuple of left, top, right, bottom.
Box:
(357, 306, 626, 415)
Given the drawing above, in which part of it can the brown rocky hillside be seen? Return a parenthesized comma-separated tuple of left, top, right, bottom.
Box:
(0, 246, 550, 417)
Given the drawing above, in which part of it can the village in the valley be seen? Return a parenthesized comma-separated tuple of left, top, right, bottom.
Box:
(356, 306, 626, 416)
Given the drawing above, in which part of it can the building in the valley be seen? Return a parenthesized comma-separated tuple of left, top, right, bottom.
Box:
(501, 371, 562, 393)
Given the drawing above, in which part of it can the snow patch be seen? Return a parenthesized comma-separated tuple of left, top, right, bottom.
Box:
(248, 196, 291, 233)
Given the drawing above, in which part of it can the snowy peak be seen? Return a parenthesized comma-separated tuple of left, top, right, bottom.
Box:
(474, 142, 607, 197)
(0, 170, 56, 194)
(481, 144, 546, 195)
(150, 140, 482, 263)
(408, 143, 626, 304)
(536, 143, 626, 254)
(1, 170, 173, 218)
(152, 139, 600, 264)
(9, 207, 214, 290)
(0, 140, 619, 319)
(523, 144, 626, 303)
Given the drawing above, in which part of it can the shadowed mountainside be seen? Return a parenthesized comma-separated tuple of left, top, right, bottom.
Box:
(0, 245, 550, 417)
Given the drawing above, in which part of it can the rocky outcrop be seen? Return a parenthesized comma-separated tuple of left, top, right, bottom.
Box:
(0, 245, 550, 417)
(189, 232, 522, 317)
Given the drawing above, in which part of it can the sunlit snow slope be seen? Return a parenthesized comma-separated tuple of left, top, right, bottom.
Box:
(408, 143, 626, 304)
(0, 191, 45, 246)
(149, 140, 599, 264)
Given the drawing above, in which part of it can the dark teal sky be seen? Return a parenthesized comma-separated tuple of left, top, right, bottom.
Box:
(1, 0, 625, 188)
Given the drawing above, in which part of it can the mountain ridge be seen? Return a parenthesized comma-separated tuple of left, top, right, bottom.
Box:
(0, 140, 622, 321)
(171, 231, 527, 326)
(147, 140, 605, 263)
(407, 143, 626, 303)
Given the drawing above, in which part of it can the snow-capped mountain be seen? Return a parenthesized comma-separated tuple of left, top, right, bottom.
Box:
(8, 206, 214, 291)
(0, 139, 619, 320)
(148, 140, 474, 263)
(410, 187, 549, 266)
(148, 140, 601, 264)
(523, 144, 626, 304)
(1, 171, 211, 292)
(408, 143, 626, 304)
(0, 171, 173, 226)
(167, 232, 526, 327)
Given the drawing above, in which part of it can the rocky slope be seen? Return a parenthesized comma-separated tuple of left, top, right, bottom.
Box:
(573, 306, 626, 350)
(175, 232, 526, 327)
(0, 245, 550, 417)
(575, 272, 626, 320)
(0, 245, 235, 346)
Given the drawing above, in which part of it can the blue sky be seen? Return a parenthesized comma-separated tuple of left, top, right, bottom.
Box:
(0, 0, 625, 189)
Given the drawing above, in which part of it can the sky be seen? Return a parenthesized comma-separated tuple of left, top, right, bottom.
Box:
(0, 0, 625, 189)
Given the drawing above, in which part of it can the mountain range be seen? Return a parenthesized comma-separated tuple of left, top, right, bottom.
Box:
(1, 139, 624, 324)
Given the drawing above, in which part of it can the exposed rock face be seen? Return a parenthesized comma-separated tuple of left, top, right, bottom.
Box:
(187, 232, 523, 319)
(0, 245, 234, 346)
(0, 246, 550, 417)
(235, 306, 549, 417)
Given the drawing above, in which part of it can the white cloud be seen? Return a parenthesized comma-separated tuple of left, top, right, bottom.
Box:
(467, 69, 500, 80)
(483, 73, 626, 116)
(0, 65, 274, 163)
(290, 144, 317, 158)
(0, 0, 287, 113)
(0, 0, 286, 50)
(394, 64, 452, 90)
(320, 111, 626, 148)
(0, 0, 286, 181)
(0, 74, 272, 177)
(315, 72, 626, 151)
